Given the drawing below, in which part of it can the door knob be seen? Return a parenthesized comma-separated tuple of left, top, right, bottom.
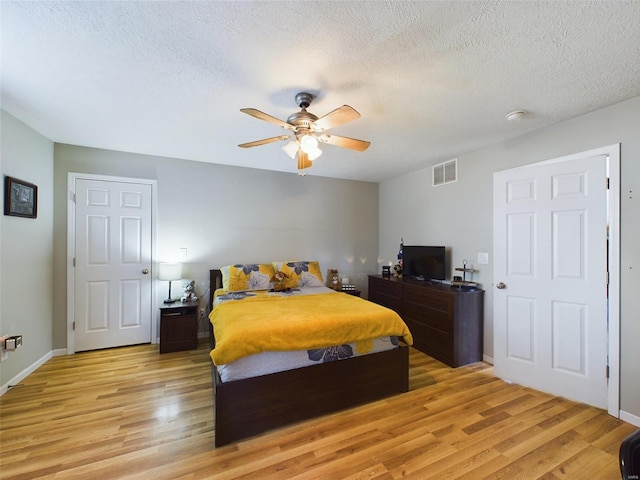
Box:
(142, 269, 149, 274)
(496, 282, 506, 289)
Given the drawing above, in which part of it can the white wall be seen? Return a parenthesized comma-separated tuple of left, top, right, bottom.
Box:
(379, 95, 640, 421)
(0, 111, 54, 390)
(53, 145, 379, 346)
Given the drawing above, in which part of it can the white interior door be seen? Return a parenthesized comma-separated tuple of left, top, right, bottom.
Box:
(493, 153, 609, 409)
(73, 178, 152, 351)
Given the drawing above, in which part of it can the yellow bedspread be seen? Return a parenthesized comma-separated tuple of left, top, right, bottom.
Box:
(209, 291, 413, 366)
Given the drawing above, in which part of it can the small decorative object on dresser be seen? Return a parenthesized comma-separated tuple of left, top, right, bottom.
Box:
(393, 263, 403, 278)
(451, 259, 478, 289)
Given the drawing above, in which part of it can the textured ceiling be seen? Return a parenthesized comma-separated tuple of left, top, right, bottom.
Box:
(2, 1, 640, 182)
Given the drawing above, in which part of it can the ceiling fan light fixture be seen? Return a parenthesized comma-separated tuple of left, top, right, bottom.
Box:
(307, 147, 322, 161)
(282, 140, 298, 159)
(299, 134, 318, 154)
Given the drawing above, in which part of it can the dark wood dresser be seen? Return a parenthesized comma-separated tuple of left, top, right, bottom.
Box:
(368, 275, 484, 367)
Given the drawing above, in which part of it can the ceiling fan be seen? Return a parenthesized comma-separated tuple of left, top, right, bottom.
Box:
(238, 92, 370, 175)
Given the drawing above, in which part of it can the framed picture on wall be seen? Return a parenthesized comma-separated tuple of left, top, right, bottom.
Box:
(4, 175, 38, 219)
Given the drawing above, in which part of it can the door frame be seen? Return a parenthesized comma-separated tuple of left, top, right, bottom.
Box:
(67, 173, 158, 355)
(493, 143, 620, 417)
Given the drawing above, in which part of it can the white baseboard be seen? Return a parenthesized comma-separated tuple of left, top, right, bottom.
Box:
(0, 350, 53, 397)
(483, 354, 494, 365)
(620, 409, 640, 428)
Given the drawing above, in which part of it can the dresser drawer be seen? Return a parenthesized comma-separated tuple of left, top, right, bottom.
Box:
(404, 284, 452, 313)
(404, 302, 451, 333)
(162, 305, 196, 316)
(406, 319, 453, 364)
(368, 277, 403, 312)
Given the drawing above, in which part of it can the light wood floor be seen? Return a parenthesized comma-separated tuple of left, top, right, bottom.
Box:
(0, 341, 634, 480)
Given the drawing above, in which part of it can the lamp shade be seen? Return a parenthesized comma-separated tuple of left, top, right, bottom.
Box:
(158, 262, 182, 281)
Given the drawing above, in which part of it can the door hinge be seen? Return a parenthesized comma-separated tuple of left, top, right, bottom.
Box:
(606, 177, 610, 190)
(606, 271, 609, 286)
(606, 365, 610, 379)
(72, 321, 75, 331)
(73, 258, 76, 267)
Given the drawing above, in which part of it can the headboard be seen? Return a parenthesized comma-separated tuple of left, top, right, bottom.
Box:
(208, 269, 222, 312)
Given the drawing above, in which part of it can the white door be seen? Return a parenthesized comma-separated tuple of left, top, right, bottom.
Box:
(73, 178, 153, 351)
(493, 154, 609, 409)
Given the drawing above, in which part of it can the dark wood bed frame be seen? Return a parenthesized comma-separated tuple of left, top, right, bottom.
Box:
(208, 269, 410, 447)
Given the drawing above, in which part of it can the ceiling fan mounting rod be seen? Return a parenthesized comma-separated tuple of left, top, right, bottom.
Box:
(295, 92, 313, 109)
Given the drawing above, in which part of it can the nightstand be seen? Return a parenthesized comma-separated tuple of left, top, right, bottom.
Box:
(159, 301, 199, 353)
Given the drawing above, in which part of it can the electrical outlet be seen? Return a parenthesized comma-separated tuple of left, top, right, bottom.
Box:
(5, 335, 22, 350)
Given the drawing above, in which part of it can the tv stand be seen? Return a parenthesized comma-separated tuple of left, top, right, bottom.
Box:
(368, 275, 484, 367)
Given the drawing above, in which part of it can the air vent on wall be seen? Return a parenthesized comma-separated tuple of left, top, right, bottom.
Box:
(433, 158, 458, 187)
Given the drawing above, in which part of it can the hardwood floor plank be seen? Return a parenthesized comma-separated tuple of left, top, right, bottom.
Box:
(499, 407, 602, 461)
(341, 463, 393, 480)
(549, 444, 617, 479)
(507, 430, 590, 476)
(0, 343, 633, 479)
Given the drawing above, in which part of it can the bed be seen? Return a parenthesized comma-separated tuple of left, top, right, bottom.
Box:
(208, 266, 412, 447)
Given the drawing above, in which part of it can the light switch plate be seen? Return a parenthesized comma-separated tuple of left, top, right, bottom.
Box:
(477, 252, 489, 264)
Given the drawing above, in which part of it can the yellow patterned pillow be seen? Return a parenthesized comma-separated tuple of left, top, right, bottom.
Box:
(274, 261, 324, 289)
(220, 264, 275, 292)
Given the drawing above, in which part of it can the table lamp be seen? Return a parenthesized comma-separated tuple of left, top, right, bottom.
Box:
(158, 262, 183, 304)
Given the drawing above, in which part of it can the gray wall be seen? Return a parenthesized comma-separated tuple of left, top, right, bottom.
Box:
(53, 145, 379, 347)
(379, 95, 640, 421)
(0, 111, 54, 388)
(4, 96, 638, 425)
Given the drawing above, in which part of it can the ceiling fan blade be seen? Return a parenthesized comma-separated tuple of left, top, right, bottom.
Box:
(312, 105, 361, 132)
(297, 150, 313, 170)
(240, 108, 294, 130)
(238, 135, 289, 148)
(318, 134, 370, 151)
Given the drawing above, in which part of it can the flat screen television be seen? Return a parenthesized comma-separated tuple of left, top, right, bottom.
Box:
(402, 245, 446, 281)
